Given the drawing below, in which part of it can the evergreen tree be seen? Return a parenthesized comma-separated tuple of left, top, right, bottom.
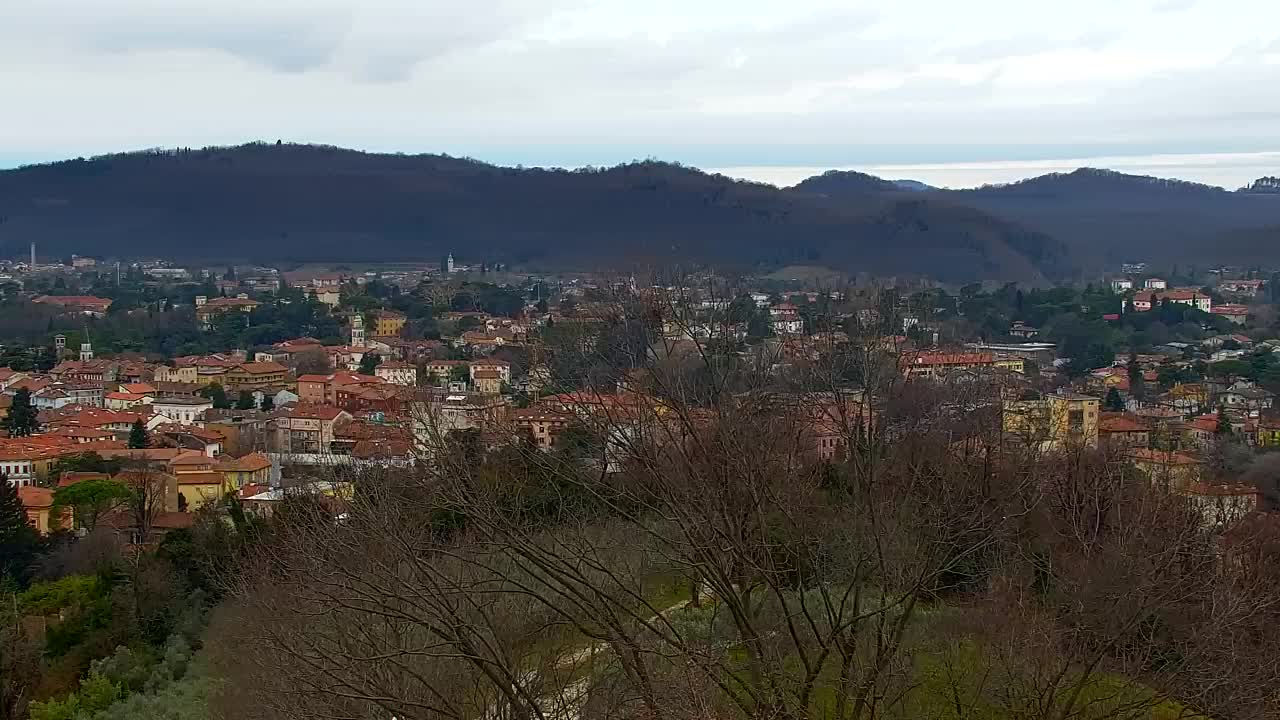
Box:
(1216, 405, 1233, 437)
(1104, 387, 1126, 412)
(3, 388, 39, 437)
(1127, 355, 1146, 404)
(0, 478, 38, 587)
(236, 391, 256, 410)
(198, 383, 230, 410)
(358, 352, 381, 376)
(128, 418, 149, 449)
(259, 393, 275, 412)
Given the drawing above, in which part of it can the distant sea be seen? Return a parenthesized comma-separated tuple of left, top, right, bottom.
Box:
(711, 151, 1280, 190)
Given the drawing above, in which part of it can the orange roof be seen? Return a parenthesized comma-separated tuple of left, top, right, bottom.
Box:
(285, 403, 346, 420)
(905, 351, 993, 367)
(120, 383, 156, 394)
(219, 452, 272, 473)
(1099, 414, 1148, 433)
(233, 361, 287, 375)
(1184, 482, 1258, 497)
(18, 486, 54, 509)
(57, 471, 111, 487)
(472, 369, 501, 380)
(176, 471, 224, 485)
(170, 452, 214, 467)
(1128, 448, 1202, 466)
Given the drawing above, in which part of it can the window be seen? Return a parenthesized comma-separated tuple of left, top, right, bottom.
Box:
(1069, 409, 1084, 433)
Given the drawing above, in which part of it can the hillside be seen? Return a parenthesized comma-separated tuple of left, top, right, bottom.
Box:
(952, 168, 1280, 266)
(0, 143, 1067, 284)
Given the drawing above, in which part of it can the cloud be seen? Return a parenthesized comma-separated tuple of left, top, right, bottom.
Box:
(0, 0, 1278, 171)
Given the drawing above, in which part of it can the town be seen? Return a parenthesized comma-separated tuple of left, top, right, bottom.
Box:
(3, 250, 1279, 720)
(1, 251, 1276, 533)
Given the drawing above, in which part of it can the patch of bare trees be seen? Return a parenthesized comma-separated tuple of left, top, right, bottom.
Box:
(208, 277, 1280, 720)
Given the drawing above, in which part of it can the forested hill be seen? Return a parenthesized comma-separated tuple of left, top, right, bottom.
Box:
(0, 143, 1068, 284)
(789, 166, 1280, 269)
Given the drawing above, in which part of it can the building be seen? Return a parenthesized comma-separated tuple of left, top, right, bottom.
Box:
(509, 408, 575, 450)
(902, 351, 995, 380)
(168, 453, 227, 511)
(306, 288, 341, 306)
(1131, 290, 1211, 313)
(216, 452, 273, 491)
(1218, 381, 1275, 416)
(1098, 413, 1150, 450)
(1181, 483, 1260, 527)
(275, 403, 352, 454)
(1003, 392, 1101, 450)
(350, 313, 366, 347)
(155, 365, 199, 384)
(151, 396, 214, 425)
(1219, 279, 1264, 297)
(424, 360, 469, 384)
(19, 486, 65, 535)
(373, 310, 407, 338)
(1110, 278, 1133, 292)
(374, 360, 417, 386)
(223, 362, 288, 393)
(1212, 304, 1250, 325)
(472, 369, 503, 395)
(31, 295, 113, 316)
(1144, 278, 1168, 290)
(296, 371, 383, 405)
(1128, 448, 1202, 492)
(194, 294, 260, 330)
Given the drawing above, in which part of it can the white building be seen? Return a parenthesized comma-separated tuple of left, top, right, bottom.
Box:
(1110, 278, 1133, 292)
(1144, 278, 1168, 290)
(375, 360, 418, 386)
(151, 396, 214, 425)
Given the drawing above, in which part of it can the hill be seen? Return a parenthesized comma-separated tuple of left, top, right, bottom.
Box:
(952, 168, 1280, 266)
(0, 143, 1068, 284)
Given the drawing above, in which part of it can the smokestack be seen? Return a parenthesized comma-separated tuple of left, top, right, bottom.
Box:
(30, 242, 35, 268)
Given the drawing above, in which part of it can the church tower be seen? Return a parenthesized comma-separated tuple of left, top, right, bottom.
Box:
(351, 314, 366, 347)
(79, 341, 94, 362)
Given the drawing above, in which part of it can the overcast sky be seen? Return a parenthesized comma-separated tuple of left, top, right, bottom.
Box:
(2, 0, 1278, 187)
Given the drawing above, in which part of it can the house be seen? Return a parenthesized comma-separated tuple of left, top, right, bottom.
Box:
(19, 486, 68, 535)
(104, 391, 151, 410)
(373, 310, 407, 338)
(374, 360, 417, 386)
(509, 408, 575, 450)
(0, 369, 30, 392)
(1132, 290, 1211, 313)
(1219, 279, 1264, 297)
(1110, 279, 1133, 292)
(216, 452, 273, 491)
(296, 371, 383, 405)
(275, 403, 352, 453)
(1003, 392, 1101, 450)
(305, 287, 341, 306)
(155, 424, 224, 457)
(32, 295, 113, 316)
(471, 369, 503, 395)
(168, 452, 226, 511)
(1128, 448, 1202, 492)
(1181, 483, 1260, 527)
(1008, 321, 1039, 339)
(1255, 415, 1280, 447)
(154, 365, 199, 384)
(223, 362, 288, 393)
(151, 396, 214, 425)
(469, 359, 512, 383)
(194, 294, 260, 330)
(424, 360, 469, 384)
(1217, 382, 1275, 416)
(335, 383, 410, 414)
(1098, 413, 1150, 450)
(1212, 304, 1250, 325)
(902, 351, 995, 380)
(1144, 278, 1167, 290)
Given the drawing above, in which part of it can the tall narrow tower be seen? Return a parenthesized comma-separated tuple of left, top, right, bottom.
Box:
(351, 313, 366, 347)
(30, 242, 36, 268)
(79, 341, 94, 362)
(446, 253, 455, 274)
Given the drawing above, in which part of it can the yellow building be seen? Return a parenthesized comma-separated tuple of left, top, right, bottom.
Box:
(216, 452, 273, 492)
(1003, 392, 1100, 450)
(1128, 448, 1203, 492)
(374, 310, 407, 338)
(169, 452, 226, 511)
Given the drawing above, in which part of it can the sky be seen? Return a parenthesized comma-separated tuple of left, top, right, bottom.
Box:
(2, 0, 1279, 188)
